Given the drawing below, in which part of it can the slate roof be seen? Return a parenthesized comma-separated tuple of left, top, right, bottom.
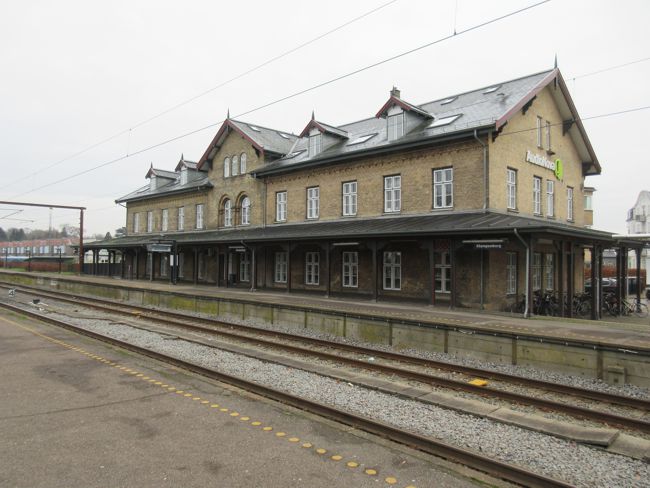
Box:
(86, 211, 614, 249)
(116, 171, 212, 203)
(229, 119, 298, 155)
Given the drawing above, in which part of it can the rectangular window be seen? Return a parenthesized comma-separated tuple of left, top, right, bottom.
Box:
(567, 187, 574, 221)
(178, 207, 185, 231)
(507, 169, 517, 210)
(546, 180, 555, 217)
(383, 251, 401, 290)
(198, 253, 206, 280)
(536, 116, 543, 148)
(384, 175, 401, 213)
(196, 204, 204, 229)
(162, 209, 169, 232)
(133, 213, 140, 233)
(342, 252, 358, 288)
(178, 253, 185, 278)
(434, 252, 451, 293)
(160, 255, 168, 278)
(433, 168, 453, 208)
(276, 191, 287, 222)
(307, 187, 319, 219)
(342, 181, 357, 216)
(309, 134, 322, 156)
(240, 253, 250, 282)
(506, 252, 517, 295)
(544, 253, 554, 290)
(387, 113, 404, 141)
(533, 177, 542, 215)
(274, 252, 287, 283)
(147, 211, 153, 233)
(305, 252, 320, 285)
(584, 194, 592, 211)
(545, 120, 551, 151)
(532, 252, 542, 291)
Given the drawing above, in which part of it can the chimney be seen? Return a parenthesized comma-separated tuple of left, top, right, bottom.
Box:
(390, 86, 401, 99)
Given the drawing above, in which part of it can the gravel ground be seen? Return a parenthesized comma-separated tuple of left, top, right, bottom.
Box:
(41, 308, 650, 488)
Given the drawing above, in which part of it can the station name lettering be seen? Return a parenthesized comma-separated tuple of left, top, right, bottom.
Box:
(525, 150, 556, 171)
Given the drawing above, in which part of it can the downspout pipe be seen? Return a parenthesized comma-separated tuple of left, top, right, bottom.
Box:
(513, 228, 530, 318)
(474, 129, 488, 212)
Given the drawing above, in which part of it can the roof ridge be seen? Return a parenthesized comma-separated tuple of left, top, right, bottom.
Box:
(231, 118, 297, 138)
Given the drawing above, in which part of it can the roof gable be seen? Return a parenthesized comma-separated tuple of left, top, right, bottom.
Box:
(299, 115, 349, 139)
(375, 89, 433, 119)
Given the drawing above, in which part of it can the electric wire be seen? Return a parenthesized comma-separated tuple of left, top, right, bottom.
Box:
(0, 0, 399, 192)
(8, 0, 551, 199)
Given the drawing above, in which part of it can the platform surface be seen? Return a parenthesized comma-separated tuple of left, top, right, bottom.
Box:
(2, 269, 649, 350)
(0, 309, 486, 488)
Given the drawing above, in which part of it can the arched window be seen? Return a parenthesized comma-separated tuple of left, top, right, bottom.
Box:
(224, 199, 232, 227)
(240, 153, 247, 174)
(224, 157, 231, 178)
(231, 155, 239, 176)
(241, 196, 250, 225)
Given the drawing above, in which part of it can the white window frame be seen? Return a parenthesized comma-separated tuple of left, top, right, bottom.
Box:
(433, 168, 453, 209)
(545, 120, 551, 151)
(133, 213, 140, 234)
(241, 197, 250, 225)
(240, 152, 247, 174)
(536, 116, 543, 148)
(533, 176, 542, 215)
(532, 252, 542, 291)
(240, 252, 250, 282)
(276, 191, 287, 222)
(274, 252, 287, 283)
(387, 113, 404, 141)
(507, 169, 517, 210)
(383, 251, 401, 290)
(178, 207, 185, 231)
(231, 155, 239, 176)
(223, 199, 232, 227)
(307, 187, 319, 220)
(342, 181, 357, 216)
(506, 252, 517, 295)
(384, 175, 401, 213)
(567, 187, 574, 221)
(546, 180, 555, 217)
(224, 157, 231, 178)
(162, 209, 169, 232)
(305, 252, 320, 285)
(584, 194, 592, 211)
(196, 204, 204, 230)
(309, 134, 322, 157)
(544, 253, 554, 290)
(147, 211, 153, 233)
(342, 251, 358, 288)
(434, 252, 451, 293)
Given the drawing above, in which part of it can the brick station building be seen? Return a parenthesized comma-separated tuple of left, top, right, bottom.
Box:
(87, 68, 628, 316)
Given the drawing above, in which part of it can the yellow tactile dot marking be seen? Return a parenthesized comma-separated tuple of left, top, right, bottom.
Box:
(262, 427, 273, 432)
(220, 408, 229, 412)
(365, 469, 377, 476)
(148, 379, 157, 383)
(136, 374, 144, 377)
(384, 477, 397, 485)
(210, 404, 220, 408)
(201, 401, 210, 404)
(160, 384, 168, 387)
(331, 455, 342, 461)
(167, 387, 176, 391)
(239, 416, 250, 421)
(275, 432, 286, 437)
(183, 393, 192, 397)
(230, 412, 239, 417)
(141, 376, 149, 380)
(316, 448, 326, 455)
(154, 381, 162, 385)
(288, 437, 299, 442)
(302, 443, 312, 448)
(251, 421, 261, 426)
(347, 461, 359, 468)
(192, 397, 201, 401)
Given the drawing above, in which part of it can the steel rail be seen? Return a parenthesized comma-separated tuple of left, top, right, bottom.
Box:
(3, 282, 648, 411)
(3, 284, 650, 433)
(0, 300, 575, 488)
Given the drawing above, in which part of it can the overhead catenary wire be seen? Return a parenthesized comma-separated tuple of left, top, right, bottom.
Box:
(8, 0, 551, 199)
(0, 0, 399, 193)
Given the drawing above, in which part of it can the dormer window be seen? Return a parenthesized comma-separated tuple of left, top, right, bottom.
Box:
(180, 168, 188, 185)
(309, 134, 322, 157)
(387, 113, 404, 141)
(150, 176, 157, 191)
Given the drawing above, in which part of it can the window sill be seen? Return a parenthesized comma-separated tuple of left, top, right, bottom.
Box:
(507, 208, 519, 213)
(546, 216, 556, 220)
(432, 206, 453, 211)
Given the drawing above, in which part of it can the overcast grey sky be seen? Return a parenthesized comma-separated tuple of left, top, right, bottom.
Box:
(1, 0, 648, 236)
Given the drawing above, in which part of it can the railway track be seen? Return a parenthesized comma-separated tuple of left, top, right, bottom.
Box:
(0, 297, 576, 488)
(2, 282, 649, 433)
